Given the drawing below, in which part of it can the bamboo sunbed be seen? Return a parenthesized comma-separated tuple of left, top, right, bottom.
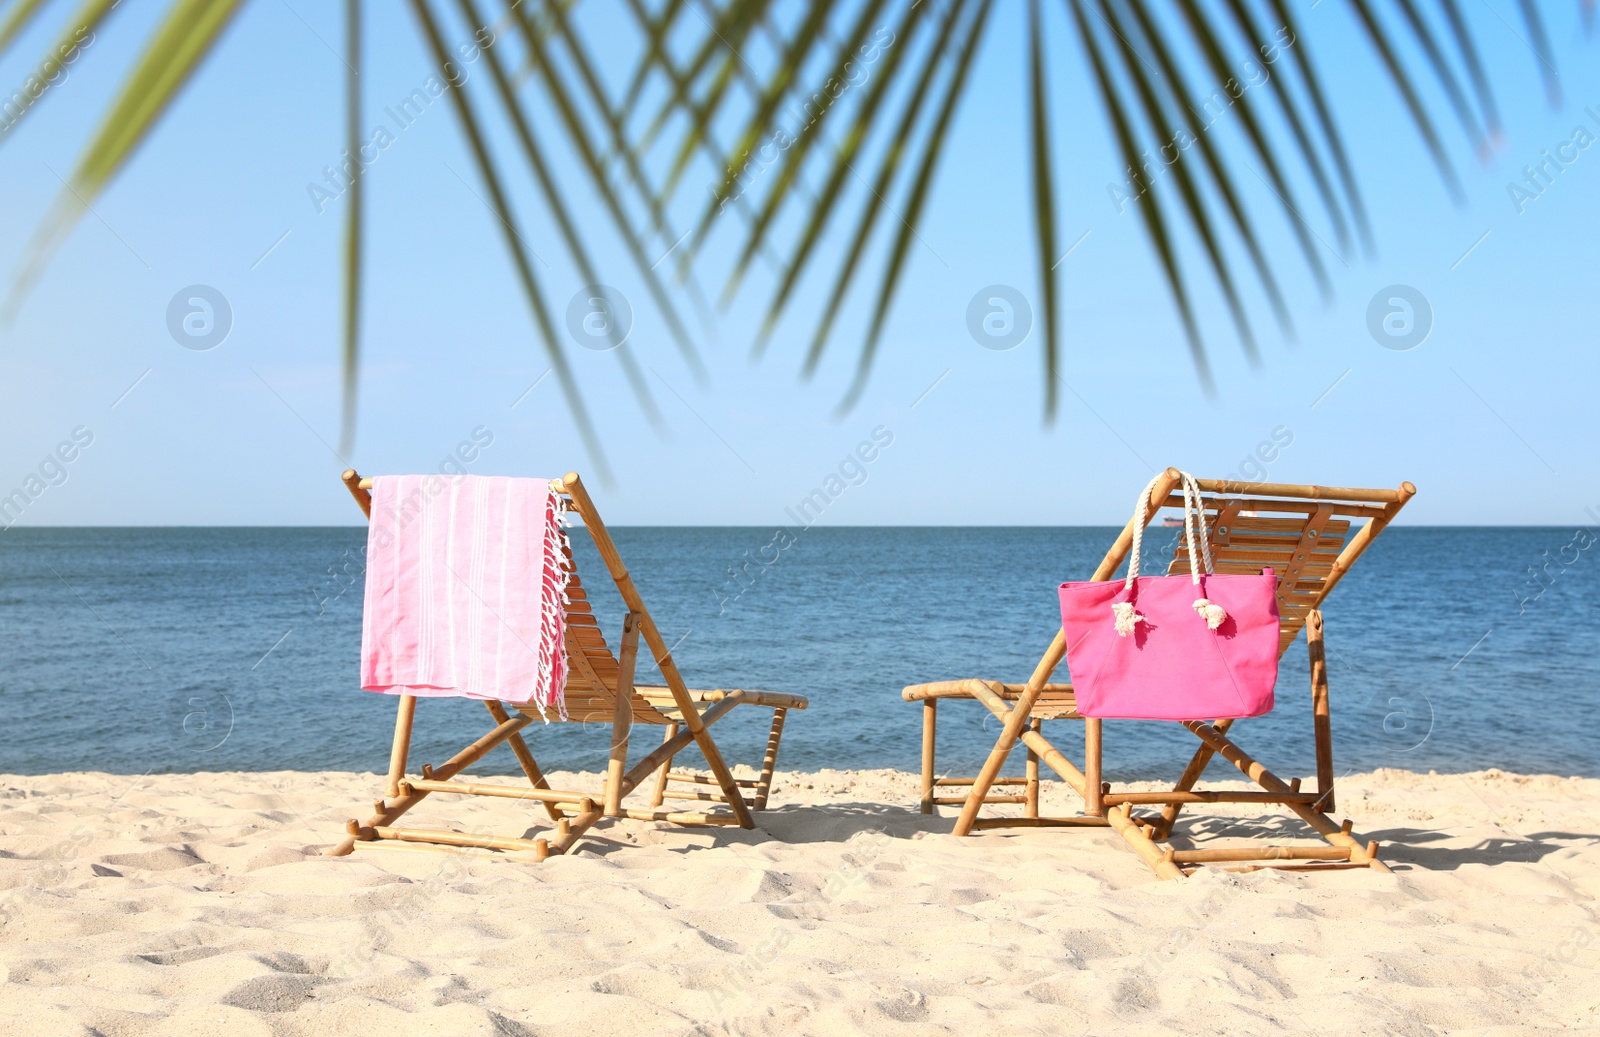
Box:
(326, 470, 807, 862)
(902, 468, 1415, 879)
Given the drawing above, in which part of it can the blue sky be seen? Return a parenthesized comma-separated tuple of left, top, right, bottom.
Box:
(0, 0, 1596, 527)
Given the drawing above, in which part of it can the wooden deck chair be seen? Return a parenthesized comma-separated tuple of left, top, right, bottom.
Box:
(902, 468, 1415, 879)
(327, 470, 808, 861)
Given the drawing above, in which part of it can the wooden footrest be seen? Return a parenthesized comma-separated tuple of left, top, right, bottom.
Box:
(661, 789, 731, 803)
(1164, 844, 1376, 864)
(621, 808, 743, 825)
(667, 773, 759, 789)
(1104, 790, 1323, 806)
(933, 794, 1026, 805)
(933, 777, 1028, 787)
(969, 816, 1110, 829)
(365, 824, 552, 858)
(402, 777, 597, 812)
(1168, 844, 1355, 865)
(1219, 860, 1382, 874)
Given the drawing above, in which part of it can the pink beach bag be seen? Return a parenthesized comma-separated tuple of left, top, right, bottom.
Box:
(1059, 471, 1280, 721)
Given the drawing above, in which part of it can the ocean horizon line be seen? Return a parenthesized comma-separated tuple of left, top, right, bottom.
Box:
(0, 522, 1586, 531)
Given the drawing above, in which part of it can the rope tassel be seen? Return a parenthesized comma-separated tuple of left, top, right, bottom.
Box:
(1118, 470, 1227, 638)
(1192, 597, 1227, 630)
(1112, 601, 1145, 636)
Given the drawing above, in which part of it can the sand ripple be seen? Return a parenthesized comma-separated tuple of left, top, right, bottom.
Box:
(0, 767, 1596, 1035)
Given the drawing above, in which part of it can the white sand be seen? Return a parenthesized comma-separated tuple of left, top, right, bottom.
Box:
(0, 766, 1596, 1035)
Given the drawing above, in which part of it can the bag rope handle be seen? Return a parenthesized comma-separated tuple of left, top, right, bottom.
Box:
(1113, 470, 1228, 636)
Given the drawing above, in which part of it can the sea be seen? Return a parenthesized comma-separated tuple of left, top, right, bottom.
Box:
(2, 527, 1596, 782)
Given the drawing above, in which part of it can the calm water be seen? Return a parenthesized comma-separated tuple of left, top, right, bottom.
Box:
(1, 527, 1596, 781)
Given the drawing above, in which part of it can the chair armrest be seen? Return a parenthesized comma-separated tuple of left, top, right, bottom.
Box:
(901, 680, 1074, 702)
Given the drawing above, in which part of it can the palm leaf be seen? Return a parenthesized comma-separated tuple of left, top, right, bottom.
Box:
(1102, 0, 1259, 365)
(407, 0, 610, 479)
(5, 0, 1586, 440)
(1517, 0, 1561, 105)
(748, 0, 933, 360)
(614, 0, 689, 121)
(506, 0, 707, 382)
(838, 0, 993, 411)
(341, 0, 363, 454)
(5, 0, 245, 315)
(1124, 0, 1293, 337)
(1069, 0, 1210, 390)
(1393, 0, 1486, 148)
(1220, 0, 1353, 257)
(1346, 0, 1463, 201)
(1437, 0, 1502, 146)
(678, 0, 838, 270)
(630, 0, 771, 198)
(801, 0, 967, 377)
(0, 0, 52, 58)
(533, 1, 726, 354)
(720, 0, 892, 305)
(1027, 0, 1061, 414)
(452, 0, 665, 430)
(1172, 0, 1333, 299)
(0, 0, 122, 146)
(1264, 0, 1375, 256)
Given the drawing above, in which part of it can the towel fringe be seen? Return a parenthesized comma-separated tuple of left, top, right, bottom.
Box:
(533, 487, 573, 723)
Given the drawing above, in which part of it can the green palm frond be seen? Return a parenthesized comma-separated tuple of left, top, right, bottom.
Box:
(836, 0, 992, 412)
(797, 0, 964, 377)
(747, 0, 936, 360)
(1072, 0, 1210, 388)
(506, 0, 709, 383)
(408, 0, 612, 477)
(4, 0, 241, 317)
(1265, 0, 1374, 256)
(342, 0, 363, 454)
(0, 0, 55, 58)
(717, 0, 892, 306)
(455, 0, 665, 432)
(1125, 0, 1294, 337)
(1348, 0, 1463, 202)
(0, 0, 1582, 450)
(1027, 0, 1061, 414)
(656, 0, 1567, 410)
(1101, 0, 1261, 368)
(0, 0, 122, 146)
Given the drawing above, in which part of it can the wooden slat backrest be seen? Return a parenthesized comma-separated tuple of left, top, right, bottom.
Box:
(551, 497, 672, 725)
(549, 472, 756, 826)
(1155, 478, 1415, 657)
(983, 468, 1410, 712)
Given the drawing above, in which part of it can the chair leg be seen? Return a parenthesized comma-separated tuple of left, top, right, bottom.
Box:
(484, 701, 564, 822)
(1307, 609, 1335, 812)
(1025, 718, 1041, 818)
(1151, 717, 1235, 840)
(327, 709, 534, 856)
(753, 707, 788, 810)
(1084, 718, 1104, 817)
(1106, 804, 1185, 880)
(955, 681, 1047, 836)
(1181, 721, 1387, 871)
(386, 695, 417, 798)
(546, 798, 605, 856)
(604, 613, 642, 818)
(653, 706, 788, 813)
(920, 699, 937, 815)
(650, 722, 679, 807)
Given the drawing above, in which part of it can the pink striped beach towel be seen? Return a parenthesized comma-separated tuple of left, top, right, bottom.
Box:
(360, 474, 571, 718)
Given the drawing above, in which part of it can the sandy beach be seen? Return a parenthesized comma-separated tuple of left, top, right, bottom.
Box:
(0, 766, 1595, 1035)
